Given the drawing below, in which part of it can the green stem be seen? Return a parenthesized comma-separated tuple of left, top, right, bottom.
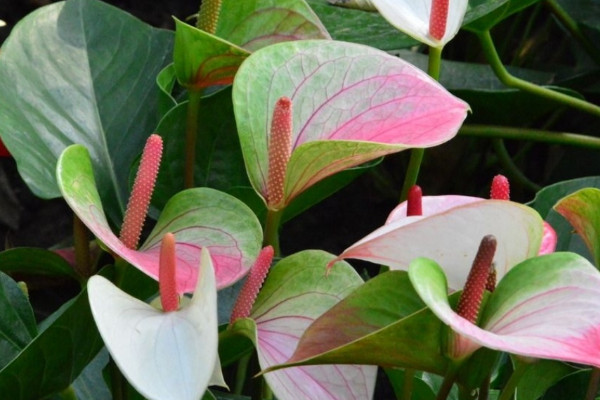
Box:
(491, 139, 541, 192)
(184, 90, 203, 189)
(73, 213, 91, 281)
(477, 30, 600, 118)
(264, 208, 283, 257)
(401, 368, 415, 400)
(497, 359, 531, 400)
(399, 46, 443, 202)
(436, 363, 459, 400)
(585, 368, 600, 400)
(58, 386, 78, 400)
(545, 0, 600, 66)
(234, 353, 251, 395)
(460, 124, 600, 149)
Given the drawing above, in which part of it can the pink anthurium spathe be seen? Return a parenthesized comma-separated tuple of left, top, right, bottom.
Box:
(88, 246, 226, 400)
(408, 251, 600, 367)
(229, 250, 376, 400)
(333, 197, 545, 290)
(233, 40, 469, 209)
(57, 142, 262, 293)
(371, 0, 469, 48)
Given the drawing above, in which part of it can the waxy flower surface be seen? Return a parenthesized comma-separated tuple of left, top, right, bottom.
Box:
(409, 251, 600, 367)
(233, 39, 469, 209)
(57, 143, 262, 293)
(371, 0, 469, 47)
(88, 247, 224, 400)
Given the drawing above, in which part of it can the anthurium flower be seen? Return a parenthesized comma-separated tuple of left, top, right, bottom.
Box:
(88, 246, 225, 400)
(57, 143, 262, 293)
(370, 0, 469, 48)
(408, 251, 600, 367)
(233, 40, 469, 209)
(229, 250, 376, 399)
(333, 197, 544, 290)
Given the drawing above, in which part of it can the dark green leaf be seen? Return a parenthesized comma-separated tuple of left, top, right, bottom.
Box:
(0, 0, 173, 224)
(0, 248, 81, 283)
(464, 0, 541, 32)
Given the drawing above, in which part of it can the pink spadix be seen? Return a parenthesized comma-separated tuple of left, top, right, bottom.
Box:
(230, 246, 274, 322)
(490, 174, 510, 200)
(120, 134, 163, 249)
(159, 233, 179, 312)
(429, 0, 449, 41)
(266, 97, 293, 210)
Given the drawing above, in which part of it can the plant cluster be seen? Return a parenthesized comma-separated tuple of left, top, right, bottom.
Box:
(1, 0, 600, 399)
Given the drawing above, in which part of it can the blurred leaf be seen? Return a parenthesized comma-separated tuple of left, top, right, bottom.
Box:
(542, 368, 591, 400)
(0, 248, 81, 283)
(385, 369, 436, 400)
(0, 0, 173, 224)
(71, 349, 111, 400)
(0, 167, 20, 230)
(306, 0, 418, 50)
(464, 0, 541, 32)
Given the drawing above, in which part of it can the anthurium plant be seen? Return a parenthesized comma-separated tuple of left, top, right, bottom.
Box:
(1, 0, 600, 399)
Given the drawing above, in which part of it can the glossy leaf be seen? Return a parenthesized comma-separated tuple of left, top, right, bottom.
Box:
(233, 40, 469, 206)
(335, 199, 543, 290)
(88, 248, 222, 400)
(279, 270, 449, 375)
(409, 253, 600, 367)
(369, 0, 469, 47)
(464, 0, 541, 33)
(0, 0, 173, 222)
(210, 0, 330, 51)
(0, 272, 37, 369)
(553, 188, 600, 267)
(0, 286, 103, 398)
(0, 248, 81, 283)
(57, 145, 263, 293)
(306, 0, 418, 50)
(151, 88, 249, 210)
(230, 250, 376, 400)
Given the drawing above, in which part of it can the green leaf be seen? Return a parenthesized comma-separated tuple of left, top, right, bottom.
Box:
(279, 270, 450, 375)
(553, 188, 600, 267)
(0, 272, 37, 369)
(0, 0, 173, 223)
(306, 0, 418, 50)
(516, 359, 579, 400)
(173, 18, 249, 90)
(0, 287, 103, 399)
(384, 369, 436, 400)
(0, 248, 81, 283)
(528, 177, 600, 258)
(152, 88, 250, 210)
(464, 0, 541, 32)
(210, 0, 331, 50)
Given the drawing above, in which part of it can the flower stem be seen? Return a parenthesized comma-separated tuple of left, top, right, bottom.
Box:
(460, 124, 600, 149)
(400, 46, 443, 201)
(264, 208, 283, 257)
(477, 30, 600, 118)
(184, 90, 203, 189)
(234, 353, 251, 395)
(436, 362, 459, 400)
(497, 359, 531, 400)
(73, 213, 91, 280)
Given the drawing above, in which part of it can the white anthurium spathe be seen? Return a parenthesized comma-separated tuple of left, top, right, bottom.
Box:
(88, 248, 225, 400)
(371, 0, 469, 48)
